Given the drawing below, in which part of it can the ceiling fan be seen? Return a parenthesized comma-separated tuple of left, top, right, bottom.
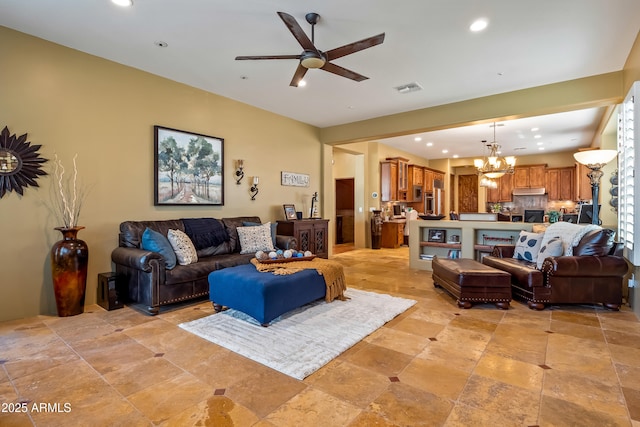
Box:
(235, 12, 385, 87)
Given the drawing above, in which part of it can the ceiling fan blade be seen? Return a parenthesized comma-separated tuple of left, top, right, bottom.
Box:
(235, 55, 301, 60)
(321, 62, 368, 82)
(289, 64, 309, 87)
(325, 33, 385, 61)
(277, 12, 317, 52)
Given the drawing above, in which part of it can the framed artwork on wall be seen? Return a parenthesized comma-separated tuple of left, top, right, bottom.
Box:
(154, 126, 224, 205)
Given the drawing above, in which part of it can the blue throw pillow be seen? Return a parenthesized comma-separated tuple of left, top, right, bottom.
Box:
(243, 221, 278, 248)
(141, 227, 177, 270)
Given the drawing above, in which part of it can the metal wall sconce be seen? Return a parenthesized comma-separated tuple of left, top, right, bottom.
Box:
(235, 159, 244, 185)
(250, 176, 259, 200)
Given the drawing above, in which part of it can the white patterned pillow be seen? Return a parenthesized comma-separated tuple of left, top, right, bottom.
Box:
(536, 237, 564, 269)
(513, 231, 544, 263)
(167, 229, 198, 265)
(237, 222, 276, 254)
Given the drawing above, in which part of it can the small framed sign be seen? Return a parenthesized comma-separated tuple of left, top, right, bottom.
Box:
(281, 171, 310, 187)
(427, 229, 446, 243)
(283, 204, 297, 220)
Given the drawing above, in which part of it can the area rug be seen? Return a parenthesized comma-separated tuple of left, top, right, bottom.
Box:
(179, 289, 416, 380)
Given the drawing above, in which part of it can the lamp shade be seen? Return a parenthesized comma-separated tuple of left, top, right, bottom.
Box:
(573, 150, 618, 167)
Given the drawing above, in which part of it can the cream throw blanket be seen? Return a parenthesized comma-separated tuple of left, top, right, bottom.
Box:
(251, 258, 347, 302)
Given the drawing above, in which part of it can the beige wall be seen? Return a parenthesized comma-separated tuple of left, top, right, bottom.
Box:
(0, 27, 321, 322)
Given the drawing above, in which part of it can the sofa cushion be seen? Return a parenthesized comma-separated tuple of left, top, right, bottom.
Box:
(536, 237, 564, 269)
(243, 221, 278, 248)
(482, 256, 544, 288)
(141, 227, 177, 270)
(513, 231, 544, 263)
(574, 229, 615, 256)
(182, 218, 229, 250)
(168, 229, 198, 265)
(222, 216, 262, 253)
(237, 222, 276, 254)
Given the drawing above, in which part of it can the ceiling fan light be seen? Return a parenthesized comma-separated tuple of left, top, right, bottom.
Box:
(301, 56, 326, 69)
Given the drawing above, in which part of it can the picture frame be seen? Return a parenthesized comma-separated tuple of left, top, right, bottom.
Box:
(283, 204, 297, 220)
(427, 229, 446, 243)
(578, 204, 600, 224)
(154, 126, 224, 205)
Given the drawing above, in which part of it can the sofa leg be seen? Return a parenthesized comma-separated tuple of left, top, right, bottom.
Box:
(146, 306, 159, 315)
(213, 302, 223, 313)
(528, 301, 545, 310)
(495, 302, 510, 310)
(457, 300, 472, 309)
(604, 303, 621, 311)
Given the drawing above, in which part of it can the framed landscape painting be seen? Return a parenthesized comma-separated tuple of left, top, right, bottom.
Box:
(154, 126, 224, 205)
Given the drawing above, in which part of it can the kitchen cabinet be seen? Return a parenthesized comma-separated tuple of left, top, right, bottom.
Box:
(485, 173, 513, 203)
(409, 165, 423, 187)
(381, 221, 405, 248)
(575, 163, 594, 202)
(546, 167, 575, 201)
(514, 164, 546, 188)
(380, 157, 409, 201)
(277, 219, 329, 258)
(423, 169, 434, 192)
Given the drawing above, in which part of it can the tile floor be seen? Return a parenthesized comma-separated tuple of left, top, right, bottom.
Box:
(2, 247, 640, 426)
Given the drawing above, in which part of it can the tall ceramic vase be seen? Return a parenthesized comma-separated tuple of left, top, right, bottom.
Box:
(50, 226, 89, 317)
(371, 210, 383, 249)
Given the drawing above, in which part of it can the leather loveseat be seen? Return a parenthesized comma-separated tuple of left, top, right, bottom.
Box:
(482, 227, 629, 310)
(111, 216, 296, 315)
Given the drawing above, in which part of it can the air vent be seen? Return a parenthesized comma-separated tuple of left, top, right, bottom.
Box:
(394, 82, 423, 94)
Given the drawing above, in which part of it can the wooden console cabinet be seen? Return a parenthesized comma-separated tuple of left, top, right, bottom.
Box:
(277, 219, 329, 258)
(381, 220, 405, 248)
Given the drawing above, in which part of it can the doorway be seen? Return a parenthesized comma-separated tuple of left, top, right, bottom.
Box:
(335, 178, 355, 253)
(458, 174, 479, 213)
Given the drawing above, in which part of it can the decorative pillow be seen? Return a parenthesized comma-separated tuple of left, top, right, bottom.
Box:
(237, 222, 276, 254)
(243, 221, 278, 248)
(573, 229, 615, 256)
(513, 231, 544, 263)
(536, 237, 564, 269)
(167, 229, 198, 265)
(141, 227, 177, 270)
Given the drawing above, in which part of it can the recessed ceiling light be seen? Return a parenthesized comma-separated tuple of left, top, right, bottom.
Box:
(534, 135, 542, 139)
(442, 149, 448, 154)
(111, 0, 133, 7)
(414, 137, 422, 142)
(470, 18, 488, 32)
(453, 154, 459, 158)
(426, 142, 433, 147)
(539, 147, 545, 151)
(531, 127, 539, 132)
(536, 142, 543, 146)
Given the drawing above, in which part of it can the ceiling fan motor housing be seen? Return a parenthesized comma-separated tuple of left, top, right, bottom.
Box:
(300, 50, 326, 69)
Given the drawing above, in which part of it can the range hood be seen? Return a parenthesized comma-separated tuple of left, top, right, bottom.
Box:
(513, 187, 546, 196)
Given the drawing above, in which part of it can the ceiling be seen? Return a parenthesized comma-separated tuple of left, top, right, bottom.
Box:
(1, 0, 639, 159)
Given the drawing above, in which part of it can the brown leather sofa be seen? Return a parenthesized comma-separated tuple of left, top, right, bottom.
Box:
(482, 228, 629, 310)
(111, 216, 296, 315)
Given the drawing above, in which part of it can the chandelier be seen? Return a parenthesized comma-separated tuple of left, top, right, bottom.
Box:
(473, 123, 516, 179)
(479, 176, 498, 188)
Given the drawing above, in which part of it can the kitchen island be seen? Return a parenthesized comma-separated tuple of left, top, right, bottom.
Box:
(408, 219, 534, 271)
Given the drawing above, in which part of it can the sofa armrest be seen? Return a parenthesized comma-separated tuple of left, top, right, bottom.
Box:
(491, 245, 516, 258)
(276, 235, 297, 251)
(111, 247, 166, 272)
(542, 256, 629, 277)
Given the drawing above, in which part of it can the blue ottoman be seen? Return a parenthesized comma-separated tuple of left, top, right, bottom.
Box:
(208, 263, 326, 326)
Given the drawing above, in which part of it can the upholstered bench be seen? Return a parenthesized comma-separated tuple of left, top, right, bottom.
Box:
(432, 256, 512, 309)
(208, 263, 326, 326)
